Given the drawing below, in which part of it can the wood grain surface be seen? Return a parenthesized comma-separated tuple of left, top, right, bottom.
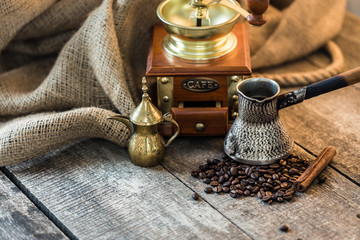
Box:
(0, 172, 67, 240)
(280, 84, 360, 183)
(162, 137, 360, 240)
(6, 140, 250, 240)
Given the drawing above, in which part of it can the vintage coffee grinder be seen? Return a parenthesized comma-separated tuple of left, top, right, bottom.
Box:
(146, 0, 269, 136)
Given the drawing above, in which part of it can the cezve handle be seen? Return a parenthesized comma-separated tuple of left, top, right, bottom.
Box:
(278, 66, 360, 109)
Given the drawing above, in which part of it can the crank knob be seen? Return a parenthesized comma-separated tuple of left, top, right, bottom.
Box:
(246, 0, 269, 26)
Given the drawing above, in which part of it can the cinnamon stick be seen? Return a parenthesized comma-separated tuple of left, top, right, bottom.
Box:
(294, 146, 336, 192)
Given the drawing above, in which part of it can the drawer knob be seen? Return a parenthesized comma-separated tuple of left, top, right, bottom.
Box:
(195, 123, 206, 132)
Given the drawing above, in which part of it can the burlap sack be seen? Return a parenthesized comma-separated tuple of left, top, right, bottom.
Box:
(0, 0, 347, 166)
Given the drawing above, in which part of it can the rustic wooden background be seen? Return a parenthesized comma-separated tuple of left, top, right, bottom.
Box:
(1, 10, 360, 240)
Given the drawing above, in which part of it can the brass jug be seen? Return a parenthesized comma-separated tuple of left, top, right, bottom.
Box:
(108, 77, 180, 167)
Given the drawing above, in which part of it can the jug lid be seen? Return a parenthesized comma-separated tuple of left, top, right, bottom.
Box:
(130, 77, 163, 126)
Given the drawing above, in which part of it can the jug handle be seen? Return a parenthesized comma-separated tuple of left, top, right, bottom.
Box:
(278, 66, 360, 109)
(162, 113, 180, 147)
(107, 114, 134, 135)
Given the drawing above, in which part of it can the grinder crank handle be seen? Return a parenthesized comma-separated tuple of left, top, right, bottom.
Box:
(203, 0, 269, 26)
(278, 66, 360, 109)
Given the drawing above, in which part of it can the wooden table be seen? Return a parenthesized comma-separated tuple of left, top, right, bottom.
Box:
(1, 15, 360, 240)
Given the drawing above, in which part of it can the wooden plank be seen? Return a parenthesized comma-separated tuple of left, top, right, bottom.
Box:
(0, 172, 67, 240)
(280, 84, 360, 183)
(162, 137, 360, 240)
(6, 139, 251, 239)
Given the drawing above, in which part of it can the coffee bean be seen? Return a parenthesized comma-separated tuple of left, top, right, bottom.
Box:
(252, 186, 260, 193)
(259, 169, 268, 174)
(279, 224, 289, 232)
(223, 187, 230, 193)
(317, 175, 327, 183)
(203, 178, 211, 184)
(273, 180, 281, 185)
(250, 172, 260, 179)
(247, 178, 255, 185)
(238, 170, 246, 175)
(199, 165, 207, 171)
(245, 167, 252, 176)
(272, 174, 279, 180)
(191, 171, 199, 177)
(265, 191, 272, 197)
(263, 174, 272, 179)
(213, 159, 221, 165)
(268, 169, 275, 175)
(199, 172, 206, 179)
(236, 190, 244, 195)
(270, 163, 280, 169)
(230, 185, 237, 191)
(246, 185, 254, 190)
(230, 167, 238, 176)
(218, 175, 225, 183)
(289, 177, 298, 183)
(230, 191, 238, 198)
(276, 190, 284, 197)
(231, 179, 240, 185)
(242, 165, 250, 170)
(261, 196, 271, 202)
(204, 187, 213, 194)
(210, 181, 219, 187)
(238, 183, 246, 191)
(285, 190, 295, 196)
(276, 197, 284, 203)
(258, 177, 266, 182)
(244, 190, 251, 196)
(280, 182, 288, 189)
(283, 193, 293, 200)
(241, 179, 248, 186)
(192, 193, 199, 200)
(280, 176, 288, 182)
(207, 171, 215, 178)
(211, 176, 219, 181)
(289, 168, 299, 175)
(273, 185, 281, 191)
(223, 181, 231, 187)
(214, 186, 222, 193)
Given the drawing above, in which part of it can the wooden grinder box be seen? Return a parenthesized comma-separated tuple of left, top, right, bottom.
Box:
(146, 23, 252, 136)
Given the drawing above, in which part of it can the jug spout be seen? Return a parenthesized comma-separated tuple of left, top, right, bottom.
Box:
(108, 115, 134, 134)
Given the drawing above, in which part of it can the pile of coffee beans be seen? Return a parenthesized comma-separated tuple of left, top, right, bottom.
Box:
(191, 153, 309, 204)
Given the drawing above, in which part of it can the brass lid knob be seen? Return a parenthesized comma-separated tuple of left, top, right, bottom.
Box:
(129, 77, 163, 126)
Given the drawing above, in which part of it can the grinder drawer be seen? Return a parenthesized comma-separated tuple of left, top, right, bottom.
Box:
(171, 107, 228, 136)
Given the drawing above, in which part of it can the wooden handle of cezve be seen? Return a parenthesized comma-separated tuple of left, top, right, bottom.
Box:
(304, 66, 360, 99)
(278, 66, 360, 109)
